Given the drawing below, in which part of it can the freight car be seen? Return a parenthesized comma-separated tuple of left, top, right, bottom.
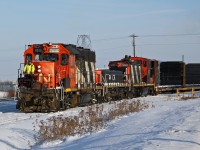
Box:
(16, 43, 156, 112)
(159, 61, 185, 86)
(186, 63, 200, 84)
(159, 62, 200, 86)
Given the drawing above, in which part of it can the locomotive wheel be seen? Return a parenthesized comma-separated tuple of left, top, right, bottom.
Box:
(127, 91, 134, 99)
(142, 87, 149, 97)
(104, 93, 112, 102)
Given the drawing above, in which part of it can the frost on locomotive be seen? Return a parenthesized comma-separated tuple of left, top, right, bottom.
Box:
(16, 43, 96, 112)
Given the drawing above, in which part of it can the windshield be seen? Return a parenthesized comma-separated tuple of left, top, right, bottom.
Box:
(44, 53, 58, 62)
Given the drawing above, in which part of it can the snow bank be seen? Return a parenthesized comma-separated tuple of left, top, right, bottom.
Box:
(1, 95, 200, 150)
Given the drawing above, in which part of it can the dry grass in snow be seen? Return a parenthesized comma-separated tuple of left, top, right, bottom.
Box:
(36, 99, 150, 142)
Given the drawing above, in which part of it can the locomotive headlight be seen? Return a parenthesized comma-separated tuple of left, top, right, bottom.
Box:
(38, 65, 41, 69)
(38, 69, 41, 72)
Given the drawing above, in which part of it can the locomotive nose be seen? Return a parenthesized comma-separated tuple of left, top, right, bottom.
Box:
(32, 62, 56, 88)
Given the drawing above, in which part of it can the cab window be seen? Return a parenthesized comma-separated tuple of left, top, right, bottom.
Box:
(34, 48, 43, 61)
(44, 53, 58, 62)
(35, 54, 43, 61)
(135, 60, 142, 65)
(26, 54, 32, 63)
(143, 61, 147, 67)
(61, 54, 68, 65)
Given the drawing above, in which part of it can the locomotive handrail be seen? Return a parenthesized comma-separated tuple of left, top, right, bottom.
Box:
(14, 79, 20, 100)
(18, 63, 25, 78)
(59, 80, 64, 101)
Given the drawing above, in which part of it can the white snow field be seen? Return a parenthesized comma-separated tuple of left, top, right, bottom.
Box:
(0, 95, 200, 150)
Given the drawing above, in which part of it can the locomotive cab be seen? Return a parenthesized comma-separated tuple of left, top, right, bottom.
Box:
(22, 44, 71, 89)
(130, 57, 158, 85)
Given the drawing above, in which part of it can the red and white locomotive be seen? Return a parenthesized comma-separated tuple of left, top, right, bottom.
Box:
(16, 43, 157, 112)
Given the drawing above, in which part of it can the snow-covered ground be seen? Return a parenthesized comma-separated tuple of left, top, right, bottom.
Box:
(0, 95, 200, 150)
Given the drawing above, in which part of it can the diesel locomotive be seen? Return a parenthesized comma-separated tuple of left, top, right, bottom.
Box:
(16, 43, 157, 112)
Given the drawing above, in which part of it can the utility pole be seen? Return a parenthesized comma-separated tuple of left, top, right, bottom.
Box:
(130, 34, 138, 57)
(77, 35, 91, 49)
(182, 54, 186, 87)
(182, 55, 184, 62)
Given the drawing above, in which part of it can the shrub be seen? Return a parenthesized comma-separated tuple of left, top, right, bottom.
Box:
(36, 99, 150, 142)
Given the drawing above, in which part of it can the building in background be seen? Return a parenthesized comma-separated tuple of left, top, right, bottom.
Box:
(0, 81, 16, 98)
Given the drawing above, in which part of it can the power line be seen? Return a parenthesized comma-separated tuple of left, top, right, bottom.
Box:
(139, 33, 200, 37)
(93, 33, 200, 42)
(94, 45, 131, 51)
(137, 42, 200, 46)
(93, 36, 129, 42)
(94, 42, 200, 52)
(92, 33, 200, 56)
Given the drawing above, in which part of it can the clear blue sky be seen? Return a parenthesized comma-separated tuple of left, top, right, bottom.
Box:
(0, 0, 199, 81)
